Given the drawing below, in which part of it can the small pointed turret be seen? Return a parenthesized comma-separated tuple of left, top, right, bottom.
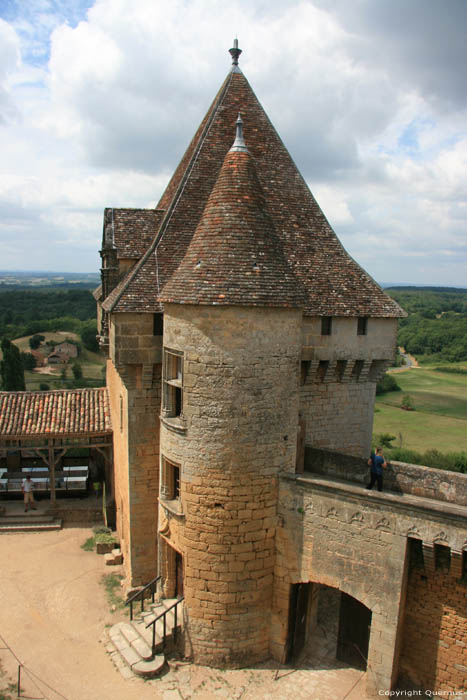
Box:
(230, 113, 249, 153)
(160, 117, 304, 308)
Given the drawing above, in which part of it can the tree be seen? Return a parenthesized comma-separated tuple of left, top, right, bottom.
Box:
(21, 352, 36, 370)
(0, 338, 26, 390)
(39, 383, 50, 391)
(72, 363, 83, 380)
(29, 334, 45, 350)
(81, 324, 99, 353)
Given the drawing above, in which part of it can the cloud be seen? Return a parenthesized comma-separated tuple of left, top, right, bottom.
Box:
(0, 0, 466, 286)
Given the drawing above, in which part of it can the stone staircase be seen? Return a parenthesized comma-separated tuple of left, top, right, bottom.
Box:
(108, 597, 184, 678)
(0, 509, 62, 532)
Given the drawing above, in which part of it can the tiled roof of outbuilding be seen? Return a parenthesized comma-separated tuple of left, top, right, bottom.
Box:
(103, 53, 404, 318)
(160, 135, 305, 307)
(103, 208, 164, 259)
(0, 388, 112, 438)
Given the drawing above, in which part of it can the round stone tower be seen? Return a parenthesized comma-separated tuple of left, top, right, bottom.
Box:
(158, 117, 304, 666)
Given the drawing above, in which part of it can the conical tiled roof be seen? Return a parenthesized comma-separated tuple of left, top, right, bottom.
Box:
(102, 50, 404, 318)
(160, 123, 305, 308)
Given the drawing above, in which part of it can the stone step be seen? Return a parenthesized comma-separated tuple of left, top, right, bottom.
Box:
(0, 520, 62, 533)
(108, 623, 165, 678)
(119, 622, 153, 661)
(0, 513, 56, 524)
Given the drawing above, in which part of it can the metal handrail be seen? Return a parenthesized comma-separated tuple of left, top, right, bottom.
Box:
(125, 575, 161, 621)
(145, 596, 184, 655)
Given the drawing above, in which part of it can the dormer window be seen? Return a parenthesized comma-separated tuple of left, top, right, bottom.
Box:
(357, 317, 368, 336)
(321, 317, 332, 336)
(162, 348, 183, 418)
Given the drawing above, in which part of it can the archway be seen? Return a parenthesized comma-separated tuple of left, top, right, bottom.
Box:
(286, 582, 372, 670)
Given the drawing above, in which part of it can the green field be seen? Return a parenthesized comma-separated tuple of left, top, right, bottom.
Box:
(373, 366, 467, 453)
(1, 331, 105, 391)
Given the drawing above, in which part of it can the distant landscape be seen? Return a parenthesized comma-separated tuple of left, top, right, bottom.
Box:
(0, 278, 466, 472)
(374, 286, 467, 471)
(0, 270, 100, 290)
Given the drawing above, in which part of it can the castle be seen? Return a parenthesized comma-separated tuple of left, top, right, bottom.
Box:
(96, 43, 467, 695)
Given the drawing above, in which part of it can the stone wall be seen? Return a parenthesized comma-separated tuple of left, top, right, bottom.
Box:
(300, 380, 375, 457)
(274, 472, 467, 695)
(299, 316, 397, 459)
(399, 561, 467, 692)
(305, 446, 467, 506)
(159, 304, 302, 667)
(107, 311, 162, 587)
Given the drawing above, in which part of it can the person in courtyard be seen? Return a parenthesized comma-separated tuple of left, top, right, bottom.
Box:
(366, 447, 387, 492)
(22, 474, 37, 512)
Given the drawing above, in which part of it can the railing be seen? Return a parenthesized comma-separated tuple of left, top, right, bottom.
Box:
(125, 575, 161, 621)
(146, 596, 184, 656)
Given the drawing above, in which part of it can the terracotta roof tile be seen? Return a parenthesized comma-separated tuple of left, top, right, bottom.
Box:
(0, 388, 112, 438)
(103, 65, 404, 319)
(160, 141, 305, 307)
(103, 208, 164, 259)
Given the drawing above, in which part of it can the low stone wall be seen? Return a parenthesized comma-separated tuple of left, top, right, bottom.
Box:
(304, 446, 467, 506)
(54, 506, 104, 525)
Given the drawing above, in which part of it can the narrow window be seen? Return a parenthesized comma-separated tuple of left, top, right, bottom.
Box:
(321, 317, 332, 336)
(153, 313, 164, 336)
(161, 456, 181, 501)
(119, 395, 123, 432)
(162, 349, 183, 418)
(357, 317, 368, 336)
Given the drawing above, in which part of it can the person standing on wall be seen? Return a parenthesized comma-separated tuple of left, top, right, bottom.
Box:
(22, 474, 37, 512)
(366, 447, 387, 492)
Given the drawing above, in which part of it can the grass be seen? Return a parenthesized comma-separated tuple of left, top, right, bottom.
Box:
(9, 330, 106, 391)
(373, 365, 467, 453)
(81, 527, 118, 552)
(101, 573, 126, 612)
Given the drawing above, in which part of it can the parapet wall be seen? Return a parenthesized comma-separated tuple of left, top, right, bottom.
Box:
(305, 445, 467, 507)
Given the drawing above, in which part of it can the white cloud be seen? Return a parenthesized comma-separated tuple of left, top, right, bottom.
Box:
(0, 0, 466, 286)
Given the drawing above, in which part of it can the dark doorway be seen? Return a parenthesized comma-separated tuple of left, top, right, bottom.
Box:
(286, 582, 312, 663)
(336, 592, 371, 669)
(175, 551, 184, 597)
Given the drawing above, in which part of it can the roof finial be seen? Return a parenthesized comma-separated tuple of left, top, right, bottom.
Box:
(229, 38, 242, 66)
(230, 113, 249, 153)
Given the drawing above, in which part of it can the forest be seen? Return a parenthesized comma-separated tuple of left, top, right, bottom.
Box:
(386, 287, 467, 362)
(0, 289, 97, 340)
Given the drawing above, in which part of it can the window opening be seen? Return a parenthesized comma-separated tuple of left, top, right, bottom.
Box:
(321, 317, 332, 336)
(161, 456, 181, 501)
(163, 349, 183, 418)
(153, 313, 164, 336)
(357, 317, 368, 336)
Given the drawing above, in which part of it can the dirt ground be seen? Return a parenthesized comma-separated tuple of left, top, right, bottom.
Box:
(0, 527, 367, 700)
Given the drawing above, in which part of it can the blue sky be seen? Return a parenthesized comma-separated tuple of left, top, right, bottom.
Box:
(1, 0, 466, 286)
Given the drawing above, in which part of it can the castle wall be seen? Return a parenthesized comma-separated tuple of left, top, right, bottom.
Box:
(274, 473, 467, 695)
(399, 561, 467, 691)
(108, 312, 162, 587)
(300, 317, 397, 457)
(300, 380, 375, 457)
(159, 304, 302, 667)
